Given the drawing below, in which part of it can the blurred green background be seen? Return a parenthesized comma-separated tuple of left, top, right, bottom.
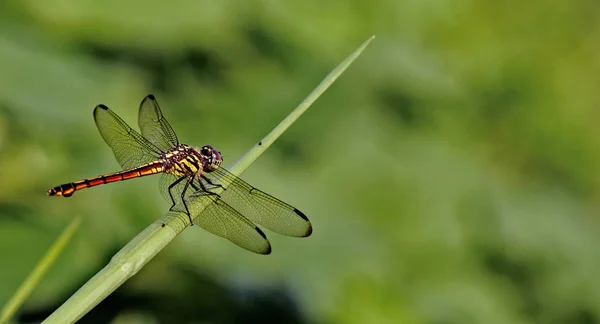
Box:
(1, 0, 600, 323)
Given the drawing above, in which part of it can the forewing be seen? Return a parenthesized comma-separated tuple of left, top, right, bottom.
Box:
(203, 168, 312, 237)
(189, 193, 272, 254)
(93, 105, 162, 169)
(138, 94, 179, 151)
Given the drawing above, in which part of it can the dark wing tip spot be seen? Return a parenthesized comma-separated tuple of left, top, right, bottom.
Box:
(255, 227, 272, 255)
(256, 226, 268, 240)
(293, 208, 312, 237)
(93, 105, 108, 120)
(294, 208, 310, 221)
(147, 94, 156, 100)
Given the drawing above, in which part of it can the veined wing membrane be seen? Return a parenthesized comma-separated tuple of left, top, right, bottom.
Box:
(93, 105, 162, 169)
(138, 95, 179, 151)
(188, 193, 272, 254)
(203, 167, 312, 237)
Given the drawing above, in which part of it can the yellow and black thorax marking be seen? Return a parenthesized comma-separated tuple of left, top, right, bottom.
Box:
(162, 144, 204, 177)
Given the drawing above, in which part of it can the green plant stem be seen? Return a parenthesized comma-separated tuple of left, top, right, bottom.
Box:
(43, 35, 375, 324)
(0, 217, 82, 324)
(227, 35, 376, 175)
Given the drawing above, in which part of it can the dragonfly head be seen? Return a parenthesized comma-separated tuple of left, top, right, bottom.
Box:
(199, 145, 223, 172)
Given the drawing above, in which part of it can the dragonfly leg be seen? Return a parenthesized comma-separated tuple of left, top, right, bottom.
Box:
(198, 177, 221, 198)
(180, 175, 194, 226)
(201, 175, 225, 190)
(185, 177, 220, 200)
(190, 180, 219, 197)
(168, 176, 188, 211)
(177, 175, 221, 227)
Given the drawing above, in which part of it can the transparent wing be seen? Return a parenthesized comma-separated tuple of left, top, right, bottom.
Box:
(189, 193, 272, 254)
(138, 94, 179, 152)
(203, 167, 312, 237)
(160, 173, 272, 254)
(93, 105, 162, 169)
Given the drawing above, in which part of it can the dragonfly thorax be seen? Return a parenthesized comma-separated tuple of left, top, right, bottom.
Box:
(160, 144, 223, 177)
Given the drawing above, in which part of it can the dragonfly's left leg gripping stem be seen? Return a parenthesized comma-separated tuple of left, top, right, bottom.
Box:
(201, 175, 225, 191)
(179, 175, 195, 226)
(167, 176, 187, 211)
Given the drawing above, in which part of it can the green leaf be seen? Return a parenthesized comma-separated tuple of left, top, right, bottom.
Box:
(0, 217, 82, 324)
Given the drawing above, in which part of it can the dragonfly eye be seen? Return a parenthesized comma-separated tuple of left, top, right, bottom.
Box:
(200, 147, 211, 157)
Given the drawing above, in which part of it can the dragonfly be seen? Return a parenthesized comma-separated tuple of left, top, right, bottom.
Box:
(47, 94, 312, 254)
